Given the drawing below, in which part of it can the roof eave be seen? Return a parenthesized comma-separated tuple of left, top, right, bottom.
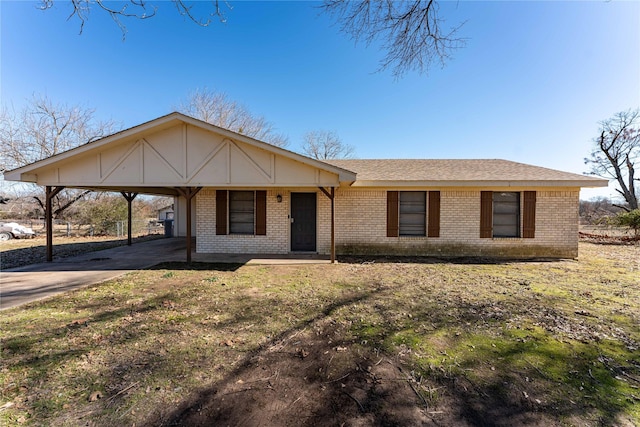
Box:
(350, 179, 610, 188)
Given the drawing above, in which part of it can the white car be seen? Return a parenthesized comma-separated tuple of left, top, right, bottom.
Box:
(0, 222, 36, 241)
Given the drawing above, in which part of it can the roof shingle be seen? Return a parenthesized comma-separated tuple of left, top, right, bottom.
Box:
(324, 159, 607, 187)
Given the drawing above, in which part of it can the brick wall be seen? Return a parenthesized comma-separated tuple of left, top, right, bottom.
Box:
(332, 188, 579, 258)
(196, 187, 580, 258)
(196, 188, 290, 254)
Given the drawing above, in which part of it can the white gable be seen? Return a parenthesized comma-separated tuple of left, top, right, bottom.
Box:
(5, 114, 356, 189)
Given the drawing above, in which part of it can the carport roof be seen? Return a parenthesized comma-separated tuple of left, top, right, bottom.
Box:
(3, 112, 357, 190)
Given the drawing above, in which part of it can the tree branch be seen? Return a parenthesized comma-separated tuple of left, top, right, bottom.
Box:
(39, 1, 230, 38)
(321, 0, 466, 77)
(586, 109, 640, 210)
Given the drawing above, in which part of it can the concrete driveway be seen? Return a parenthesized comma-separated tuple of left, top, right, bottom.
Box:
(1, 238, 187, 310)
(1, 238, 334, 310)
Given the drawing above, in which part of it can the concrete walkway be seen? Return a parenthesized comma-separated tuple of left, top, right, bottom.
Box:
(1, 239, 332, 310)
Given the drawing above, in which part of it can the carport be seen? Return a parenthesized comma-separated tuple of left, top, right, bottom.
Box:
(4, 113, 354, 263)
(41, 184, 198, 262)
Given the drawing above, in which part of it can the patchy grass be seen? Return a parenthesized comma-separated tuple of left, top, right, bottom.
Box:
(1, 243, 638, 426)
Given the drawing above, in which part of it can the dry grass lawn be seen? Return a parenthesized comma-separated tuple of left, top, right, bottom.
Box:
(1, 242, 639, 426)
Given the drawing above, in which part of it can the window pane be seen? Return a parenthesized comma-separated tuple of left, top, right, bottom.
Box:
(493, 192, 519, 203)
(494, 224, 519, 237)
(399, 191, 426, 236)
(493, 192, 520, 237)
(230, 191, 254, 234)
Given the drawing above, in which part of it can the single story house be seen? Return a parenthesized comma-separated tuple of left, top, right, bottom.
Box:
(4, 112, 608, 261)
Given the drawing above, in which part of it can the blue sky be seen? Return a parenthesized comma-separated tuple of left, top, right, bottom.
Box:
(1, 1, 639, 200)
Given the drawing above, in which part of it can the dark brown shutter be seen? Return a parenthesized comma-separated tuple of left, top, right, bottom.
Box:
(427, 191, 440, 237)
(523, 191, 536, 238)
(387, 191, 399, 237)
(255, 190, 267, 235)
(480, 191, 493, 238)
(216, 190, 227, 235)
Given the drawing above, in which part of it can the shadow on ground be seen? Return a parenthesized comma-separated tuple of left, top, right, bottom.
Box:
(146, 280, 637, 427)
(2, 254, 637, 426)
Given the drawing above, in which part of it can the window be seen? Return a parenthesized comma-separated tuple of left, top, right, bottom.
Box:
(492, 192, 520, 238)
(217, 190, 267, 236)
(481, 191, 536, 239)
(399, 191, 426, 236)
(387, 191, 439, 238)
(229, 191, 255, 234)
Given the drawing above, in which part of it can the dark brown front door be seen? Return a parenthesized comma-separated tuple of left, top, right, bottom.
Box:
(291, 193, 316, 252)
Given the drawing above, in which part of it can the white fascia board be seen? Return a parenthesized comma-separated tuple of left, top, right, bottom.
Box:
(350, 179, 610, 188)
(3, 171, 35, 182)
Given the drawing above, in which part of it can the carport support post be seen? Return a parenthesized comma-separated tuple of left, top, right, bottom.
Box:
(120, 192, 138, 246)
(319, 187, 336, 264)
(45, 186, 64, 262)
(175, 187, 202, 263)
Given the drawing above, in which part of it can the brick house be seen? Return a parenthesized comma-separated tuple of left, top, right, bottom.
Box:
(4, 112, 607, 261)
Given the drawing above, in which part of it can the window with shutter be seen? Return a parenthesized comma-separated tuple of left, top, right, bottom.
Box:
(229, 191, 255, 234)
(493, 192, 520, 238)
(399, 191, 426, 236)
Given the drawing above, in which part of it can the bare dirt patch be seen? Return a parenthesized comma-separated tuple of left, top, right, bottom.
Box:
(164, 319, 432, 427)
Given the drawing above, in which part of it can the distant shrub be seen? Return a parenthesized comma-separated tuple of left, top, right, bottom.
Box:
(609, 209, 640, 236)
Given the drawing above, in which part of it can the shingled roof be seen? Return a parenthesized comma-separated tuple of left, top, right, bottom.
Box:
(325, 159, 608, 188)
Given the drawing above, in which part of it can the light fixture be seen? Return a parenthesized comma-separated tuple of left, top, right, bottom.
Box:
(276, 194, 283, 203)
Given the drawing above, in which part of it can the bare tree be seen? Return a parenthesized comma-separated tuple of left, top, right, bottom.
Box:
(321, 0, 466, 77)
(177, 88, 289, 147)
(585, 108, 640, 211)
(301, 130, 355, 160)
(579, 197, 621, 225)
(0, 95, 117, 171)
(0, 95, 118, 219)
(39, 1, 463, 78)
(38, 0, 230, 37)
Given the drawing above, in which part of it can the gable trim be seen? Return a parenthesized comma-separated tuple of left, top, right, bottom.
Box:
(4, 112, 357, 184)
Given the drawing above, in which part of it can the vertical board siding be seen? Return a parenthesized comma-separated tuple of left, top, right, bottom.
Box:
(523, 191, 536, 238)
(427, 191, 441, 237)
(255, 190, 267, 235)
(216, 190, 227, 235)
(480, 191, 493, 238)
(387, 191, 399, 237)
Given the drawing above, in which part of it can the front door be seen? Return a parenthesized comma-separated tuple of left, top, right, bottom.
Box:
(291, 192, 317, 252)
